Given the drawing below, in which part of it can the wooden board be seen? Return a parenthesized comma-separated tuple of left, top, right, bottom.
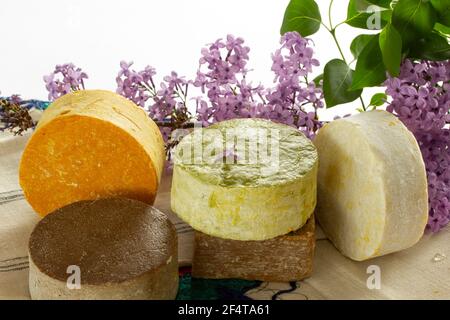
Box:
(192, 216, 315, 282)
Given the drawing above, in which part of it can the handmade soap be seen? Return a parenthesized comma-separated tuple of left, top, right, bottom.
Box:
(171, 118, 318, 241)
(314, 110, 428, 261)
(192, 216, 315, 282)
(19, 90, 165, 216)
(28, 198, 178, 300)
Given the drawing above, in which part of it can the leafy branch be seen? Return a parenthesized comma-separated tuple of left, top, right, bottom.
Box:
(280, 0, 450, 109)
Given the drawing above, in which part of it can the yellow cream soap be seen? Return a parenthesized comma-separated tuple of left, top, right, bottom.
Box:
(314, 110, 428, 261)
(171, 118, 318, 241)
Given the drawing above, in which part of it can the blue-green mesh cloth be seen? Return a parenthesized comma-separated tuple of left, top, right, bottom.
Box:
(177, 272, 261, 300)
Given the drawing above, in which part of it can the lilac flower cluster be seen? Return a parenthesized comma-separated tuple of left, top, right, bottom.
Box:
(116, 62, 191, 141)
(192, 34, 256, 125)
(265, 32, 323, 137)
(43, 63, 88, 101)
(116, 61, 156, 108)
(385, 60, 450, 232)
(116, 32, 322, 142)
(193, 33, 323, 138)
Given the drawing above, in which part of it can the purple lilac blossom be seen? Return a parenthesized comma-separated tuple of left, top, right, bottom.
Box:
(43, 63, 87, 101)
(116, 61, 190, 142)
(385, 60, 450, 232)
(116, 32, 323, 141)
(192, 32, 323, 138)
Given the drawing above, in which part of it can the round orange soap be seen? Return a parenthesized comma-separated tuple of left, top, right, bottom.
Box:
(19, 90, 165, 216)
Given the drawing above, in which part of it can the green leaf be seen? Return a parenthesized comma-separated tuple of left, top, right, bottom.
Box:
(409, 32, 450, 60)
(366, 0, 392, 8)
(350, 35, 387, 90)
(280, 0, 321, 37)
(435, 22, 450, 36)
(369, 93, 387, 107)
(431, 0, 450, 27)
(323, 59, 363, 108)
(346, 0, 392, 30)
(379, 23, 402, 76)
(392, 0, 437, 45)
(313, 74, 323, 86)
(350, 34, 376, 59)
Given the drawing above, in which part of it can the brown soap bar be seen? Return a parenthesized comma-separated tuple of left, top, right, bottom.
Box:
(192, 216, 315, 282)
(29, 198, 178, 300)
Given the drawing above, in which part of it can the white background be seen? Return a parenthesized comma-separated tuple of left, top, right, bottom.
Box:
(0, 0, 382, 119)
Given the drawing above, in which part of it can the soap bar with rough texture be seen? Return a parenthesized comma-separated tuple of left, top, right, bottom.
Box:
(171, 118, 318, 241)
(19, 90, 165, 216)
(314, 110, 428, 261)
(28, 198, 178, 300)
(192, 216, 315, 282)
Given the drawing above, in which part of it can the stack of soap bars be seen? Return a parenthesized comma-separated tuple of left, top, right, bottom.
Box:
(171, 118, 319, 281)
(20, 90, 179, 300)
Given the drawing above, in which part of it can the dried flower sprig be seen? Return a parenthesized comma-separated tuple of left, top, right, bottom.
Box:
(0, 96, 35, 135)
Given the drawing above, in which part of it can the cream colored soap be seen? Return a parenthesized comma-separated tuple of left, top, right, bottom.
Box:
(171, 118, 318, 241)
(314, 110, 428, 261)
